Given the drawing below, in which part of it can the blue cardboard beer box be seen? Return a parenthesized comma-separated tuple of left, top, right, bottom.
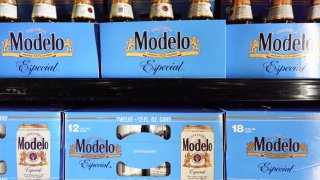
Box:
(226, 108, 320, 180)
(64, 109, 224, 179)
(100, 20, 226, 78)
(227, 23, 320, 78)
(0, 23, 99, 78)
(0, 109, 62, 179)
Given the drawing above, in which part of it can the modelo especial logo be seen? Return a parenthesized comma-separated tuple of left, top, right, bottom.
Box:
(126, 26, 200, 58)
(246, 134, 308, 158)
(2, 28, 73, 59)
(249, 29, 318, 60)
(69, 137, 121, 159)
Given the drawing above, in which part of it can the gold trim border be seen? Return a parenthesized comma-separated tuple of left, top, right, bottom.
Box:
(8, 116, 60, 119)
(70, 153, 121, 159)
(247, 152, 307, 158)
(67, 116, 221, 121)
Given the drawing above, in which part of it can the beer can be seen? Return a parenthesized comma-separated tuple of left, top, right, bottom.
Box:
(16, 124, 50, 179)
(116, 125, 142, 140)
(0, 124, 6, 139)
(116, 162, 143, 176)
(181, 125, 214, 180)
(147, 162, 171, 176)
(148, 125, 171, 140)
(0, 160, 7, 175)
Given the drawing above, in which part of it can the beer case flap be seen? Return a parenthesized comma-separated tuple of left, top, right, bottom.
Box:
(0, 23, 99, 78)
(226, 109, 320, 179)
(64, 107, 222, 113)
(0, 111, 61, 179)
(64, 111, 223, 179)
(226, 107, 320, 117)
(227, 23, 320, 79)
(100, 20, 226, 78)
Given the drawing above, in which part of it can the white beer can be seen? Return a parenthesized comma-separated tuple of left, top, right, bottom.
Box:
(0, 160, 7, 175)
(181, 125, 214, 180)
(16, 124, 50, 180)
(116, 162, 143, 176)
(0, 124, 6, 139)
(116, 125, 142, 140)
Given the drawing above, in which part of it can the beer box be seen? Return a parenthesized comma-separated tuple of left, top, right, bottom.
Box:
(226, 109, 320, 180)
(227, 23, 320, 78)
(0, 23, 99, 78)
(100, 20, 226, 78)
(0, 109, 62, 179)
(64, 109, 224, 179)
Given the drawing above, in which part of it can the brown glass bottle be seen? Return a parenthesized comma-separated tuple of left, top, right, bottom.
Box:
(149, 0, 174, 21)
(188, 0, 213, 20)
(267, 0, 294, 23)
(72, 0, 95, 22)
(32, 0, 57, 22)
(307, 0, 320, 22)
(109, 0, 134, 22)
(228, 0, 253, 24)
(0, 0, 17, 22)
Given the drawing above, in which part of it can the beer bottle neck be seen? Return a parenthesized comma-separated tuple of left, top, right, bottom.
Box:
(34, 0, 55, 5)
(307, 3, 320, 22)
(271, 0, 292, 6)
(74, 0, 93, 5)
(72, 2, 95, 22)
(0, 0, 16, 5)
(228, 3, 253, 24)
(32, 2, 57, 22)
(149, 1, 174, 21)
(188, 0, 214, 20)
(267, 3, 294, 23)
(0, 1, 17, 21)
(109, 0, 134, 22)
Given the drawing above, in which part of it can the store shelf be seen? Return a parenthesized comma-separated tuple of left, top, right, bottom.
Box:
(0, 79, 319, 107)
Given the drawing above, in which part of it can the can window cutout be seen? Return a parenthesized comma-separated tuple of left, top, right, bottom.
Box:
(147, 162, 171, 177)
(0, 124, 6, 139)
(116, 162, 144, 176)
(0, 160, 7, 175)
(148, 125, 171, 140)
(117, 161, 171, 177)
(116, 125, 171, 140)
(116, 125, 143, 140)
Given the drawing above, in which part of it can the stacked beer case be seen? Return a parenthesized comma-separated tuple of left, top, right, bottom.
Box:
(64, 109, 224, 179)
(224, 107, 320, 180)
(1, 0, 320, 180)
(225, 0, 320, 79)
(0, 109, 62, 179)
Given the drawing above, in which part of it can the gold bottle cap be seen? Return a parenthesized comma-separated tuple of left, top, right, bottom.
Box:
(191, 0, 210, 3)
(74, 0, 93, 5)
(152, 0, 172, 4)
(0, 0, 16, 5)
(272, 0, 292, 6)
(312, 0, 320, 5)
(232, 0, 251, 6)
(184, 125, 212, 131)
(34, 0, 55, 5)
(112, 0, 131, 4)
(19, 124, 48, 129)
